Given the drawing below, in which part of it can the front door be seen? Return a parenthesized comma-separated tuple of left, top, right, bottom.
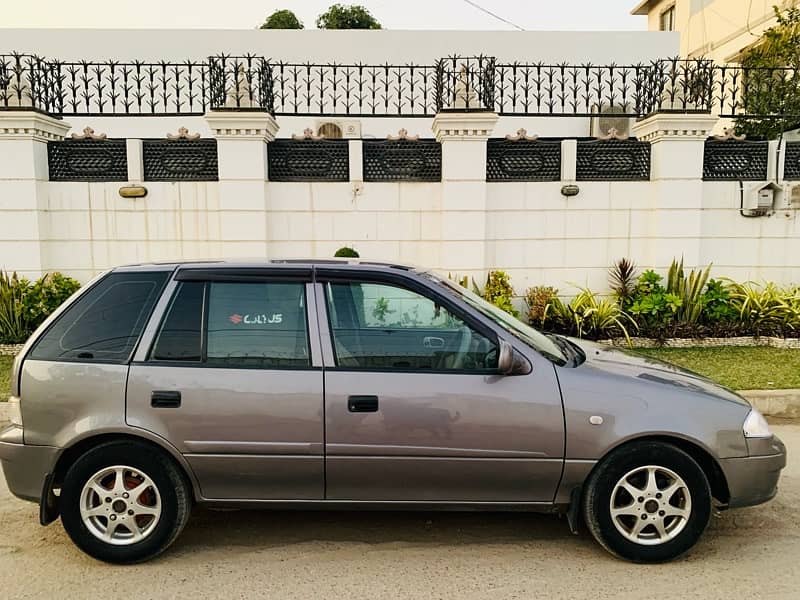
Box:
(126, 271, 324, 500)
(319, 276, 565, 503)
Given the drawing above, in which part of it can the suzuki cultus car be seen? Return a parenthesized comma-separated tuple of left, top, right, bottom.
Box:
(0, 261, 786, 564)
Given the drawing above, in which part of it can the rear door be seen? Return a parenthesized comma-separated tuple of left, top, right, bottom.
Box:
(318, 271, 565, 503)
(126, 267, 324, 500)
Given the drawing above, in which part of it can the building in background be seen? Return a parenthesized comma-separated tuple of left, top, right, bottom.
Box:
(632, 0, 797, 61)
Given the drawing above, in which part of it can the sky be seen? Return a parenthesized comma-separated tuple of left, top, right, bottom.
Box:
(2, 0, 646, 30)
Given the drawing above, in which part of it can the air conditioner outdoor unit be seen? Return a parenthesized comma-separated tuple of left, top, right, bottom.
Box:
(590, 106, 632, 138)
(314, 119, 361, 139)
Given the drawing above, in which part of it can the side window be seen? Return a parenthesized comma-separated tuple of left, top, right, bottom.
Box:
(150, 282, 204, 361)
(29, 271, 168, 363)
(205, 282, 310, 368)
(326, 282, 498, 371)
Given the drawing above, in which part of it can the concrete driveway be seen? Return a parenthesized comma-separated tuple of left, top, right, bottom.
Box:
(1, 423, 799, 600)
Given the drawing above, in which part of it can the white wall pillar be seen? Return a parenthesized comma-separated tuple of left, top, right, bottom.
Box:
(204, 110, 279, 259)
(431, 111, 498, 280)
(0, 111, 70, 278)
(632, 112, 719, 269)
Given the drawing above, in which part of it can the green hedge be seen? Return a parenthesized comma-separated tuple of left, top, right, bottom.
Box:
(524, 258, 800, 341)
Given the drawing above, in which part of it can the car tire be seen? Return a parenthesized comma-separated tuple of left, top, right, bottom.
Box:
(583, 441, 712, 563)
(60, 440, 191, 564)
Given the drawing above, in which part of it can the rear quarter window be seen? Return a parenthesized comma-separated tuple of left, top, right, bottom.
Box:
(28, 271, 169, 363)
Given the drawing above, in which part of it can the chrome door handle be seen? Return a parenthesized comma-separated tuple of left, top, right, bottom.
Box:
(423, 336, 445, 349)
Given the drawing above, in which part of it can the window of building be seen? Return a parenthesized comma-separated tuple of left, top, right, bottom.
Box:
(326, 281, 498, 371)
(660, 5, 676, 31)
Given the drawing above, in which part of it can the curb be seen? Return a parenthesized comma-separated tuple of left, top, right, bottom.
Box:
(738, 390, 800, 419)
(0, 402, 9, 423)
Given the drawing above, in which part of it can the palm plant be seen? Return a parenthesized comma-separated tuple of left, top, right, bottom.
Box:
(666, 258, 711, 324)
(0, 271, 27, 343)
(728, 281, 800, 333)
(550, 288, 638, 344)
(608, 258, 638, 307)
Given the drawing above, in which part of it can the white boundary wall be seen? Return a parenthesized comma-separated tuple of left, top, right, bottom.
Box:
(2, 109, 800, 296)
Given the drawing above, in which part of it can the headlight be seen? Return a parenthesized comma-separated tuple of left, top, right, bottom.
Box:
(743, 408, 771, 438)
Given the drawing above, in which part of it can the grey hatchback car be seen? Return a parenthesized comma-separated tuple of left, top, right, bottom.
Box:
(0, 260, 787, 564)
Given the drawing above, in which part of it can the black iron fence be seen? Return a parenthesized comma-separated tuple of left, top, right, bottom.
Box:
(703, 139, 769, 181)
(47, 138, 128, 181)
(576, 139, 651, 181)
(267, 139, 350, 182)
(363, 139, 441, 181)
(143, 138, 219, 181)
(784, 142, 800, 181)
(4, 52, 799, 121)
(486, 138, 561, 182)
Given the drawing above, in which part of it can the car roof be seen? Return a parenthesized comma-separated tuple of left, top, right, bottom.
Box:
(112, 258, 420, 273)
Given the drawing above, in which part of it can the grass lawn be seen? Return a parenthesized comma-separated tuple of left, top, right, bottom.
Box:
(1, 355, 12, 400)
(637, 346, 800, 391)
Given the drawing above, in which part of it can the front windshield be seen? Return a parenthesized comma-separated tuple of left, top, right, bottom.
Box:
(422, 272, 568, 365)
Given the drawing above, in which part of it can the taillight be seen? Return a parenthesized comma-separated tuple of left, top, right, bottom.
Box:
(8, 396, 22, 427)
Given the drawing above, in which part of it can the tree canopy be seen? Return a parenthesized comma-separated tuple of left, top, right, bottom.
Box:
(736, 5, 800, 139)
(316, 4, 382, 29)
(260, 9, 304, 29)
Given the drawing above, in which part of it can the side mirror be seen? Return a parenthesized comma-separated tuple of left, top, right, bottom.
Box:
(498, 339, 514, 374)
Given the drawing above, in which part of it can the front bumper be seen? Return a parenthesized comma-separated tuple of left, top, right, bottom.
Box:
(719, 435, 787, 509)
(0, 426, 59, 503)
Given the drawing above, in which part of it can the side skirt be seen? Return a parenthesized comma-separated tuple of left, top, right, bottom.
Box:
(197, 499, 564, 513)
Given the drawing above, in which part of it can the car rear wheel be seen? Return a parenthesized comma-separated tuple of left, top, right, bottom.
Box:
(60, 441, 191, 564)
(583, 441, 712, 563)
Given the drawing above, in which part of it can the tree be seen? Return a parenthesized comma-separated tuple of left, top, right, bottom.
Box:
(735, 5, 800, 139)
(316, 4, 382, 29)
(260, 9, 304, 29)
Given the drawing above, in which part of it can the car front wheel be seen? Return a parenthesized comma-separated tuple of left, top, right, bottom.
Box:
(60, 441, 191, 564)
(583, 441, 712, 563)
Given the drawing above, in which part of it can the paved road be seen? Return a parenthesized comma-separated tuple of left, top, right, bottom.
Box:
(1, 423, 799, 600)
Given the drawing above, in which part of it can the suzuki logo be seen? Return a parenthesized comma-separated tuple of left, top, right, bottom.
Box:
(228, 313, 283, 325)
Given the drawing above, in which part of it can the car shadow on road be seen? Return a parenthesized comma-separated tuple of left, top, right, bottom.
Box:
(177, 507, 579, 550)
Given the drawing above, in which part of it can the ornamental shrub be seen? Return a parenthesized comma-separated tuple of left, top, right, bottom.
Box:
(483, 270, 518, 317)
(0, 271, 80, 343)
(334, 246, 360, 258)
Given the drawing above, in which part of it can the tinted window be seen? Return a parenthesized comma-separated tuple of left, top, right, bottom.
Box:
(205, 282, 309, 368)
(29, 271, 168, 363)
(150, 282, 204, 361)
(326, 282, 498, 371)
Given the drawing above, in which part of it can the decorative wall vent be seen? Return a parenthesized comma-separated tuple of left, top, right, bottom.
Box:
(363, 135, 441, 182)
(47, 138, 127, 182)
(487, 137, 561, 182)
(268, 138, 349, 182)
(702, 139, 768, 181)
(143, 136, 218, 182)
(784, 142, 800, 181)
(576, 139, 650, 181)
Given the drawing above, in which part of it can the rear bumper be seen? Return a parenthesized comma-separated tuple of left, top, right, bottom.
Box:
(719, 435, 787, 509)
(0, 426, 59, 503)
